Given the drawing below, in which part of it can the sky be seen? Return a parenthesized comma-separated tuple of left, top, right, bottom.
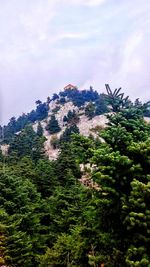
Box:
(0, 0, 150, 124)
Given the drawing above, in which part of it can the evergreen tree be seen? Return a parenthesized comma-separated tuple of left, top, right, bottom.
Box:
(105, 84, 131, 112)
(28, 110, 37, 123)
(35, 102, 49, 121)
(1, 87, 150, 267)
(37, 122, 43, 137)
(0, 211, 8, 267)
(124, 178, 150, 266)
(56, 143, 81, 183)
(0, 126, 2, 141)
(71, 134, 97, 163)
(52, 93, 59, 101)
(9, 125, 45, 160)
(46, 115, 61, 134)
(143, 101, 150, 117)
(47, 96, 51, 104)
(134, 98, 142, 108)
(35, 159, 57, 198)
(89, 108, 150, 266)
(60, 124, 79, 143)
(85, 102, 95, 119)
(0, 171, 47, 267)
(95, 94, 109, 115)
(63, 110, 79, 125)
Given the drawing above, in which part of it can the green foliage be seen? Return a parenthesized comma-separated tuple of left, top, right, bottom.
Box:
(37, 122, 44, 137)
(39, 229, 88, 267)
(47, 96, 51, 104)
(60, 124, 79, 143)
(8, 125, 45, 160)
(63, 110, 79, 125)
(71, 134, 98, 163)
(46, 115, 61, 134)
(35, 101, 49, 121)
(0, 126, 2, 141)
(95, 94, 109, 115)
(143, 101, 150, 117)
(50, 135, 59, 149)
(1, 87, 150, 267)
(0, 211, 8, 266)
(85, 102, 95, 119)
(0, 170, 47, 267)
(105, 84, 131, 112)
(59, 97, 66, 104)
(84, 93, 109, 119)
(2, 101, 49, 143)
(55, 143, 81, 183)
(52, 106, 61, 114)
(124, 179, 150, 266)
(52, 93, 59, 101)
(89, 108, 150, 266)
(102, 108, 150, 154)
(59, 86, 99, 107)
(35, 159, 57, 197)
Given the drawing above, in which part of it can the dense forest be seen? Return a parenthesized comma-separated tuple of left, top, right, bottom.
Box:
(0, 85, 150, 267)
(1, 84, 150, 144)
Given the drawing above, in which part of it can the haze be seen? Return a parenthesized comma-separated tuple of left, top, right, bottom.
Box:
(0, 0, 150, 124)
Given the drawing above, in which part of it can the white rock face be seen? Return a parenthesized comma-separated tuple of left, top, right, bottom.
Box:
(29, 100, 109, 160)
(5, 98, 150, 161)
(42, 113, 108, 160)
(44, 136, 60, 160)
(43, 113, 149, 160)
(78, 114, 108, 136)
(144, 117, 150, 123)
(32, 120, 48, 136)
(1, 144, 9, 156)
(51, 101, 79, 128)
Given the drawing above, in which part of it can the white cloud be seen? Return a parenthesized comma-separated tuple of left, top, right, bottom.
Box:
(61, 0, 105, 6)
(121, 31, 143, 75)
(0, 0, 150, 124)
(85, 0, 106, 6)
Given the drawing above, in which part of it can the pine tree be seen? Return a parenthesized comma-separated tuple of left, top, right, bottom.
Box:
(95, 94, 109, 115)
(0, 211, 8, 267)
(60, 124, 79, 143)
(56, 143, 81, 184)
(105, 84, 131, 112)
(85, 102, 95, 119)
(0, 170, 50, 267)
(8, 125, 45, 160)
(37, 122, 43, 137)
(124, 178, 150, 266)
(89, 108, 150, 266)
(46, 115, 61, 134)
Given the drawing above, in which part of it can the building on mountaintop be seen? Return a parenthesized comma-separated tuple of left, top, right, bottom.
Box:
(64, 84, 77, 90)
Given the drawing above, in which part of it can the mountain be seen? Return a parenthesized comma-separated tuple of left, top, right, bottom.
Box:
(33, 99, 108, 160)
(0, 84, 150, 267)
(1, 84, 150, 159)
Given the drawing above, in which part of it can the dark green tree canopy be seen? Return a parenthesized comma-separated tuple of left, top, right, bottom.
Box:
(46, 115, 61, 134)
(0, 85, 150, 267)
(37, 122, 43, 137)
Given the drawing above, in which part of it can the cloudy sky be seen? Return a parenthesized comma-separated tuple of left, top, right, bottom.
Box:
(0, 0, 150, 124)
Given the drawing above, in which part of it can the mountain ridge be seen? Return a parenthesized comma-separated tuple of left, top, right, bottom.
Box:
(1, 85, 150, 159)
